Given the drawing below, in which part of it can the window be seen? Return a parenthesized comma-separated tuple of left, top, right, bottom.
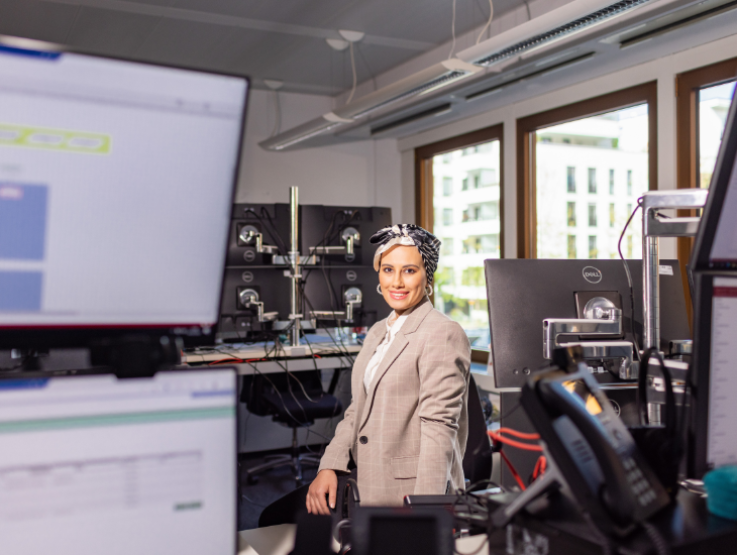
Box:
(588, 203, 597, 227)
(567, 167, 576, 192)
(588, 236, 598, 259)
(627, 170, 633, 196)
(442, 177, 453, 196)
(676, 58, 737, 322)
(567, 202, 576, 227)
(567, 235, 577, 259)
(416, 125, 503, 352)
(519, 82, 655, 260)
(627, 203, 632, 218)
(462, 235, 500, 255)
(588, 168, 597, 193)
(699, 81, 736, 188)
(626, 235, 633, 258)
(442, 208, 453, 226)
(609, 203, 615, 228)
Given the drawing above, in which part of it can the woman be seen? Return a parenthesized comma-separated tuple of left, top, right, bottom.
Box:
(306, 224, 471, 514)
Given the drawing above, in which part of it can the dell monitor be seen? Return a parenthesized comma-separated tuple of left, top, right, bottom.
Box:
(0, 368, 238, 555)
(689, 87, 737, 477)
(484, 259, 691, 389)
(0, 37, 249, 349)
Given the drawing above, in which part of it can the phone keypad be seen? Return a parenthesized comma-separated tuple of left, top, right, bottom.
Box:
(623, 457, 656, 506)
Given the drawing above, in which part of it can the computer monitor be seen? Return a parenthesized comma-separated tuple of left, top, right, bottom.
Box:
(0, 368, 238, 555)
(484, 259, 691, 388)
(299, 205, 392, 267)
(689, 90, 737, 477)
(0, 37, 249, 348)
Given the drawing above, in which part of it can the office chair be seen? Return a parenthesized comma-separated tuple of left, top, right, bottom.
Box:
(241, 371, 343, 486)
(462, 374, 494, 491)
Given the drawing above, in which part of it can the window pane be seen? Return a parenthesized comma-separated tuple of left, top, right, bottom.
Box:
(567, 166, 576, 192)
(699, 80, 736, 188)
(442, 177, 453, 196)
(567, 201, 576, 227)
(588, 168, 597, 193)
(432, 139, 500, 349)
(536, 104, 648, 259)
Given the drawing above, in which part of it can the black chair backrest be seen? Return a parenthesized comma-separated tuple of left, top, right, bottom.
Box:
(462, 374, 493, 489)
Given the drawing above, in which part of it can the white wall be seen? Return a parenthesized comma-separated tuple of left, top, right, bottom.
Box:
(236, 88, 402, 215)
(397, 32, 737, 260)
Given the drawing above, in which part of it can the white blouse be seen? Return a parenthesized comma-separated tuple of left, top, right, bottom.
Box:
(363, 311, 409, 393)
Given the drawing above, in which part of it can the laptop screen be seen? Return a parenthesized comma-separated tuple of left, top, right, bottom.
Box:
(0, 368, 237, 555)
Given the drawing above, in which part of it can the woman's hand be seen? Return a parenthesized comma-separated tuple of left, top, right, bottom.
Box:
(306, 469, 338, 515)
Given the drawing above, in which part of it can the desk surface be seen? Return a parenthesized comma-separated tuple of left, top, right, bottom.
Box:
(238, 524, 488, 555)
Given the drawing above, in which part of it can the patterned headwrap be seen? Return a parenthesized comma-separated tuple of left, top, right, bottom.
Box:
(369, 224, 441, 284)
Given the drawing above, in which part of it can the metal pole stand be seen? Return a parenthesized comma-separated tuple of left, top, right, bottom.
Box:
(641, 189, 707, 351)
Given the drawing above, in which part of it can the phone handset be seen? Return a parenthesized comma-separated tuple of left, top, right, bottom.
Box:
(539, 380, 636, 525)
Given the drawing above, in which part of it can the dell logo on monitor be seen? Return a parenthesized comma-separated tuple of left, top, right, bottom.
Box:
(582, 266, 603, 284)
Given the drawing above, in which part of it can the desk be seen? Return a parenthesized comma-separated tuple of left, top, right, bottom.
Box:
(183, 340, 359, 453)
(237, 524, 489, 555)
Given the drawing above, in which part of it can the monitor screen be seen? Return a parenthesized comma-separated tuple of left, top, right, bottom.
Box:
(0, 40, 247, 332)
(706, 276, 737, 469)
(0, 368, 237, 555)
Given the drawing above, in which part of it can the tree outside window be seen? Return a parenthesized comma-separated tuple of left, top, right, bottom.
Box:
(588, 235, 598, 259)
(567, 202, 576, 227)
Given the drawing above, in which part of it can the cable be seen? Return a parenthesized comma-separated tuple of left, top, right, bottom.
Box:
(618, 197, 644, 360)
(475, 0, 494, 45)
(641, 521, 671, 555)
(488, 429, 542, 452)
(499, 449, 526, 491)
(345, 41, 358, 105)
(448, 0, 458, 59)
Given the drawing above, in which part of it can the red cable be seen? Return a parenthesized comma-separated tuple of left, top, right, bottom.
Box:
(488, 430, 543, 452)
(496, 427, 540, 440)
(499, 449, 526, 491)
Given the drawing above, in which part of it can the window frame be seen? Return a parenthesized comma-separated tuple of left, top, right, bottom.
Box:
(415, 124, 504, 362)
(675, 57, 737, 325)
(516, 82, 658, 258)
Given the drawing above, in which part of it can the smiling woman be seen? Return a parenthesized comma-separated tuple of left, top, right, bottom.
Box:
(305, 223, 471, 512)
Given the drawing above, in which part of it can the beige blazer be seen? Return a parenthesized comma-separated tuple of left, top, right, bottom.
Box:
(318, 297, 471, 506)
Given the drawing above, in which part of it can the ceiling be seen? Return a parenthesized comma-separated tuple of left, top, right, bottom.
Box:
(0, 0, 530, 95)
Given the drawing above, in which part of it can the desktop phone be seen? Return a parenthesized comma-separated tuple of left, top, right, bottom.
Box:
(520, 360, 670, 537)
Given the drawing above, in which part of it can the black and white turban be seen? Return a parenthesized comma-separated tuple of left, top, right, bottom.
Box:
(369, 224, 441, 284)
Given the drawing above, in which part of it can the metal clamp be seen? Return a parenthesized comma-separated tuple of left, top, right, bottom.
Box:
(309, 227, 360, 257)
(239, 226, 279, 255)
(238, 289, 278, 322)
(543, 297, 622, 359)
(310, 287, 363, 323)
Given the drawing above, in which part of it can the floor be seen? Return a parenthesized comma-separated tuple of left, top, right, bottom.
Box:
(238, 448, 322, 531)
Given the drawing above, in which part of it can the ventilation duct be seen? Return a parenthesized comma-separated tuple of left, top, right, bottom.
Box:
(260, 0, 668, 151)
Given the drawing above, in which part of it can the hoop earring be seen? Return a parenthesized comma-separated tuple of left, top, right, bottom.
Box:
(377, 284, 382, 294)
(426, 284, 434, 296)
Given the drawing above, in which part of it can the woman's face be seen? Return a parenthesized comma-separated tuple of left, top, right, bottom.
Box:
(378, 245, 427, 315)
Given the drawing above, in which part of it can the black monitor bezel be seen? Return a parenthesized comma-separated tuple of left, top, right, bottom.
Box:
(691, 83, 737, 271)
(0, 35, 249, 350)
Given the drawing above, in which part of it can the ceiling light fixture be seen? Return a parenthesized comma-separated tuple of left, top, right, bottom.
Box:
(261, 0, 671, 151)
